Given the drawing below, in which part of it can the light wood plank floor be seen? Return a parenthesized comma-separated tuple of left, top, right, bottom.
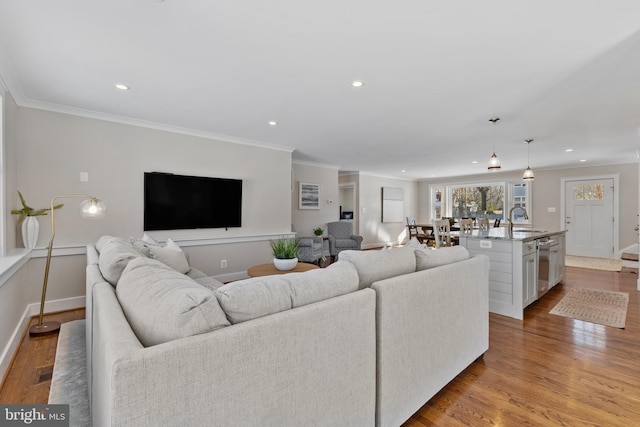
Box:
(1, 268, 638, 427)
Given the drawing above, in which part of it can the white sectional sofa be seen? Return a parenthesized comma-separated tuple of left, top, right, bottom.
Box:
(85, 236, 489, 427)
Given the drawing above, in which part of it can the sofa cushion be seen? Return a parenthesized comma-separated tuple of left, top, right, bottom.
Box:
(339, 246, 417, 289)
(415, 246, 470, 271)
(214, 276, 293, 324)
(97, 236, 143, 287)
(147, 238, 190, 273)
(285, 261, 359, 307)
(116, 257, 230, 346)
(214, 261, 360, 324)
(193, 275, 225, 291)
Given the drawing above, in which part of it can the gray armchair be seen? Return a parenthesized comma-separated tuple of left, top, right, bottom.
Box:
(327, 221, 363, 261)
(297, 236, 324, 264)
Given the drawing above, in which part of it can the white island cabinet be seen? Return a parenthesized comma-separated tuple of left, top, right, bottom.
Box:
(459, 228, 566, 320)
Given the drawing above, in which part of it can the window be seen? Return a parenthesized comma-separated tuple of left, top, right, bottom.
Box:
(511, 183, 532, 225)
(431, 182, 505, 221)
(572, 183, 604, 200)
(430, 181, 531, 225)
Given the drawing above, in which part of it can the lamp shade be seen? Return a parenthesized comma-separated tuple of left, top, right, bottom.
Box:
(488, 153, 501, 170)
(523, 166, 535, 181)
(80, 198, 106, 219)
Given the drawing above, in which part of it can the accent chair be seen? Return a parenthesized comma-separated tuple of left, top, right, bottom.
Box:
(327, 221, 363, 261)
(297, 236, 324, 264)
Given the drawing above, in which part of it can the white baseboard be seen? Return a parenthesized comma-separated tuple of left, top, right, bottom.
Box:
(0, 296, 86, 385)
(0, 306, 31, 386)
(26, 295, 86, 317)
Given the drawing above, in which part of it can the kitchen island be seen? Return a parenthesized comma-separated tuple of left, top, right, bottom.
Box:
(458, 228, 566, 320)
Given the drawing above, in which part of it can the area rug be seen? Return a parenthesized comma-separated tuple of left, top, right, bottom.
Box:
(49, 319, 90, 427)
(565, 255, 622, 272)
(550, 287, 629, 328)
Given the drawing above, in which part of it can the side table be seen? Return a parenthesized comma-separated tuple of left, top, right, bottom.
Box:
(247, 262, 320, 278)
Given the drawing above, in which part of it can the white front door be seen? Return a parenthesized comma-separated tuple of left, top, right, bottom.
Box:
(564, 179, 614, 258)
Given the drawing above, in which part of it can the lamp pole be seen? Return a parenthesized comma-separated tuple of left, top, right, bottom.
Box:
(29, 194, 105, 336)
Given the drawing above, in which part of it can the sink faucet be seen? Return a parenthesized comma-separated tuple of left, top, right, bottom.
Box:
(508, 207, 529, 233)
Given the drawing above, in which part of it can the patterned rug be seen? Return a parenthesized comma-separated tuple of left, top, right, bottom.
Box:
(565, 255, 622, 272)
(550, 287, 629, 328)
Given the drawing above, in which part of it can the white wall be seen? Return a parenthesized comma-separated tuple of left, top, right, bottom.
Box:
(291, 161, 339, 237)
(356, 173, 418, 248)
(14, 107, 293, 246)
(418, 162, 639, 250)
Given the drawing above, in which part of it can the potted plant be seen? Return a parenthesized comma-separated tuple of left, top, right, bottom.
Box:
(313, 227, 324, 236)
(11, 191, 63, 248)
(269, 237, 299, 271)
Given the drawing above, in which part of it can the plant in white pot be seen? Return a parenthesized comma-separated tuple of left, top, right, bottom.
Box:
(269, 237, 299, 271)
(11, 191, 63, 248)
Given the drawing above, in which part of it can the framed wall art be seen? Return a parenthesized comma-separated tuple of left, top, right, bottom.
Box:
(382, 187, 404, 223)
(299, 182, 320, 209)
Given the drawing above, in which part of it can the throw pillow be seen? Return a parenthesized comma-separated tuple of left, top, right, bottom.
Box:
(97, 236, 144, 286)
(147, 238, 190, 274)
(415, 246, 470, 271)
(130, 233, 161, 256)
(116, 257, 230, 347)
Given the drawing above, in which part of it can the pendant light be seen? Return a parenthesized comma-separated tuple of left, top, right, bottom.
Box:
(523, 139, 535, 181)
(487, 117, 501, 171)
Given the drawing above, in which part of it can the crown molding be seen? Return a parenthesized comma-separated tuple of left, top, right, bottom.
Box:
(292, 159, 341, 170)
(10, 91, 296, 154)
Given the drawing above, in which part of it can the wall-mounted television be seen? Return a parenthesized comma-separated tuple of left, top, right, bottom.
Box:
(144, 172, 242, 231)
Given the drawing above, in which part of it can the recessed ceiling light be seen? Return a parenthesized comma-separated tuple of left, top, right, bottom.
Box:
(114, 83, 129, 91)
(351, 81, 364, 88)
(268, 121, 277, 126)
(471, 161, 478, 164)
(565, 148, 573, 152)
(580, 159, 587, 162)
(401, 170, 406, 173)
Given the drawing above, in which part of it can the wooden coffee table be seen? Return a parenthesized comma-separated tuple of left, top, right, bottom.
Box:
(247, 262, 320, 277)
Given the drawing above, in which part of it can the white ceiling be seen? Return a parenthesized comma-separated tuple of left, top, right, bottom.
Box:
(1, 0, 640, 179)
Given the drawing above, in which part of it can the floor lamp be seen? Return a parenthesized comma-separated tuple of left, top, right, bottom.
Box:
(29, 194, 106, 337)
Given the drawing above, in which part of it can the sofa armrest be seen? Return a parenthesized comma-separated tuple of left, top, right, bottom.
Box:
(372, 255, 490, 427)
(350, 235, 364, 244)
(296, 236, 322, 247)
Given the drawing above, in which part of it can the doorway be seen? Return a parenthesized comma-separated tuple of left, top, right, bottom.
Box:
(563, 177, 616, 258)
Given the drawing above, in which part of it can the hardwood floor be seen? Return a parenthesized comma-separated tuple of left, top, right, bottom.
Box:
(0, 308, 85, 404)
(1, 268, 638, 426)
(404, 267, 640, 426)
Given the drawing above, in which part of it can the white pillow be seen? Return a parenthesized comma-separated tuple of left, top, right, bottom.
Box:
(148, 238, 190, 273)
(130, 233, 161, 256)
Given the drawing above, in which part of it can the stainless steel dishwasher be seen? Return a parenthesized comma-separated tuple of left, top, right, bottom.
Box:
(537, 237, 558, 298)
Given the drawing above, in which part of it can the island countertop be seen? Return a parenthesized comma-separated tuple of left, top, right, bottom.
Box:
(459, 228, 566, 242)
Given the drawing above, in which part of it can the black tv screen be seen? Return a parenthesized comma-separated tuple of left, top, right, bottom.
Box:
(144, 172, 242, 231)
